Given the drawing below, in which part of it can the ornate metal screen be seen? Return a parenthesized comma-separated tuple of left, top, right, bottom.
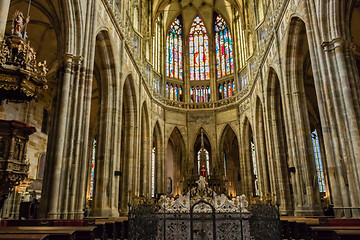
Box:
(129, 177, 278, 240)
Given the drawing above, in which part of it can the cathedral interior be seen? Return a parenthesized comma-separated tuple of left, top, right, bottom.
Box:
(0, 0, 360, 238)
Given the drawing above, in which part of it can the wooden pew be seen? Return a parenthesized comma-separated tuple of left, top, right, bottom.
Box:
(4, 219, 95, 227)
(18, 226, 97, 240)
(332, 230, 360, 240)
(311, 226, 360, 240)
(319, 218, 360, 226)
(0, 226, 97, 240)
(0, 228, 75, 240)
(280, 220, 291, 239)
(0, 234, 49, 240)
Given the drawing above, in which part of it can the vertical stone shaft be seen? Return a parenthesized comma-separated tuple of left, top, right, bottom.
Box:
(0, 0, 10, 41)
(47, 55, 74, 218)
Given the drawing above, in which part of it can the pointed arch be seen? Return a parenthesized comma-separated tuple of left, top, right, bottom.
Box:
(139, 102, 150, 196)
(214, 13, 234, 78)
(219, 124, 240, 196)
(265, 68, 293, 215)
(89, 30, 120, 217)
(241, 117, 257, 197)
(189, 16, 210, 81)
(166, 16, 183, 80)
(254, 96, 271, 196)
(193, 127, 212, 176)
(167, 127, 186, 196)
(119, 74, 138, 213)
(152, 121, 164, 197)
(285, 17, 325, 216)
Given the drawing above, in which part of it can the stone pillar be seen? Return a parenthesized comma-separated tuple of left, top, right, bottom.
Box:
(0, 0, 10, 41)
(43, 54, 74, 219)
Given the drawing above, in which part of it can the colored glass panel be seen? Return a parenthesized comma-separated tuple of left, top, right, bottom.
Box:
(151, 147, 156, 197)
(197, 148, 210, 175)
(90, 139, 96, 198)
(170, 85, 174, 100)
(166, 18, 183, 80)
(175, 86, 178, 101)
(166, 84, 169, 98)
(189, 16, 210, 81)
(215, 14, 234, 78)
(223, 152, 227, 177)
(251, 141, 259, 196)
(312, 130, 326, 193)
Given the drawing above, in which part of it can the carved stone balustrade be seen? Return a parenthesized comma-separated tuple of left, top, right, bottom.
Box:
(0, 35, 48, 102)
(0, 119, 36, 208)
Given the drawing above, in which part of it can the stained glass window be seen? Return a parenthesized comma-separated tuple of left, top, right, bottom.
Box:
(151, 147, 156, 197)
(215, 14, 234, 78)
(219, 81, 236, 99)
(166, 83, 183, 101)
(153, 19, 161, 73)
(190, 86, 211, 103)
(170, 84, 174, 100)
(90, 139, 96, 198)
(251, 141, 259, 196)
(189, 16, 210, 81)
(236, 14, 247, 69)
(197, 149, 210, 175)
(312, 130, 326, 193)
(223, 152, 227, 177)
(240, 70, 249, 90)
(166, 18, 183, 80)
(179, 86, 182, 101)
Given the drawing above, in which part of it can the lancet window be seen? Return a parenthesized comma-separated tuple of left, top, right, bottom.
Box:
(153, 18, 162, 73)
(166, 83, 183, 101)
(236, 14, 247, 69)
(215, 14, 234, 78)
(190, 86, 211, 103)
(223, 152, 227, 177)
(311, 130, 326, 193)
(90, 139, 96, 198)
(218, 81, 236, 100)
(197, 148, 210, 176)
(166, 17, 183, 80)
(251, 141, 259, 196)
(189, 16, 210, 81)
(151, 147, 156, 197)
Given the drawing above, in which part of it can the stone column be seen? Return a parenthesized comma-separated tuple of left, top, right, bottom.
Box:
(0, 0, 10, 41)
(45, 55, 74, 219)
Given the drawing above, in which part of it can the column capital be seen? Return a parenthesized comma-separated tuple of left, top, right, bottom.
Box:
(321, 37, 349, 52)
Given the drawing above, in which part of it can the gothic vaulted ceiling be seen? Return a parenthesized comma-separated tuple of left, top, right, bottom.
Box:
(153, 0, 242, 34)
